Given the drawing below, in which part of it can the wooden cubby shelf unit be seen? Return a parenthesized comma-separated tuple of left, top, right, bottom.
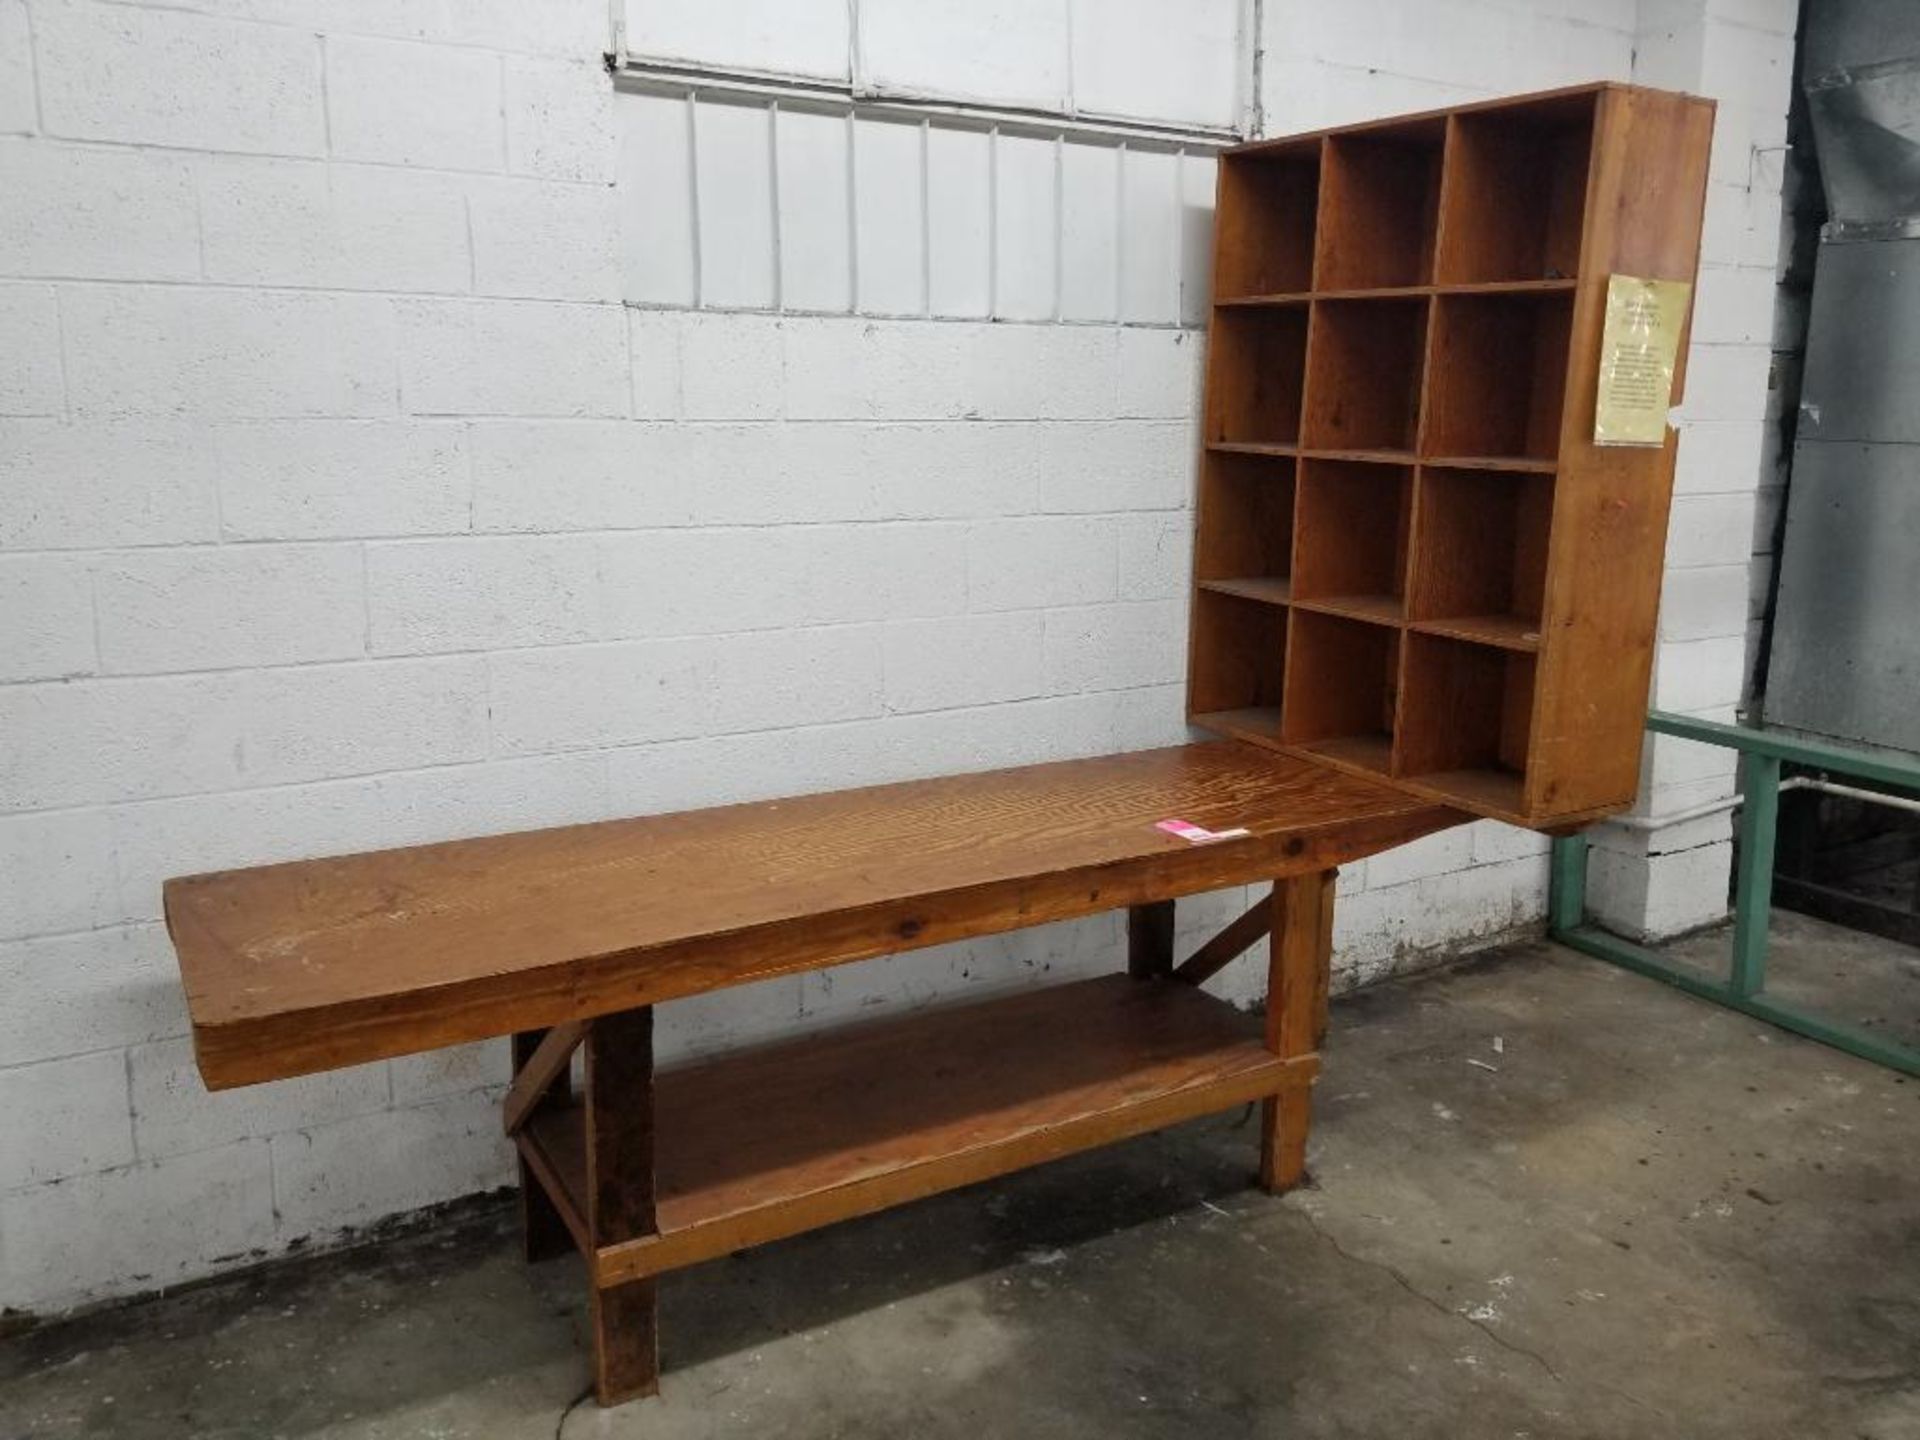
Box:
(1188, 83, 1714, 828)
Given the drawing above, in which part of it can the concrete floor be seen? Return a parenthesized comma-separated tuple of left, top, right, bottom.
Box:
(4, 934, 1917, 1440)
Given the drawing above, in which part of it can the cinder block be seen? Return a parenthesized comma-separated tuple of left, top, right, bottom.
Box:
(95, 544, 367, 674)
(198, 157, 472, 294)
(1117, 328, 1201, 419)
(1641, 727, 1740, 796)
(326, 35, 503, 171)
(1690, 264, 1779, 345)
(214, 420, 469, 541)
(1116, 513, 1192, 601)
(1331, 853, 1548, 990)
(600, 529, 796, 639)
(1588, 836, 1731, 940)
(710, 626, 885, 734)
(1042, 601, 1185, 693)
(680, 425, 876, 526)
(0, 284, 61, 415)
(1038, 422, 1192, 512)
(660, 974, 807, 1065)
(0, 1138, 276, 1311)
(396, 298, 628, 417)
(270, 1090, 512, 1236)
(0, 807, 117, 940)
(505, 57, 618, 185)
(1672, 418, 1767, 496)
(1468, 819, 1550, 867)
(1651, 634, 1748, 714)
(1110, 681, 1189, 751)
(389, 1041, 510, 1107)
(468, 177, 622, 302)
(0, 554, 95, 683)
(63, 286, 397, 419)
(1658, 562, 1751, 642)
(36, 5, 324, 155)
(1364, 824, 1477, 890)
(471, 420, 696, 531)
(782, 318, 971, 420)
(490, 638, 712, 753)
(967, 324, 1118, 420)
(0, 657, 490, 812)
(0, 1051, 135, 1190)
(0, 925, 186, 1067)
(881, 612, 1047, 713)
(0, 420, 220, 550)
(799, 523, 969, 625)
(628, 310, 682, 419)
(682, 313, 784, 420)
(1665, 491, 1759, 569)
(1676, 343, 1772, 423)
(368, 535, 601, 654)
(0, 1, 32, 134)
(130, 1037, 389, 1162)
(863, 425, 1041, 519)
(968, 516, 1119, 612)
(0, 139, 199, 280)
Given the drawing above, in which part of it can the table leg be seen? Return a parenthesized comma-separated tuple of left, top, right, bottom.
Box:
(510, 1029, 573, 1264)
(1259, 868, 1335, 1194)
(1127, 899, 1176, 978)
(585, 1007, 660, 1405)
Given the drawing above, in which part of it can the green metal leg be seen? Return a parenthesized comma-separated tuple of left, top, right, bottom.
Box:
(1728, 753, 1780, 998)
(1548, 834, 1588, 933)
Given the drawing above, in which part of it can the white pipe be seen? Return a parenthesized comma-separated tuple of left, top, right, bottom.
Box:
(1600, 774, 1920, 834)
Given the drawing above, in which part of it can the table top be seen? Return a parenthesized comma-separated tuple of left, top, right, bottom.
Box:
(166, 742, 1460, 1088)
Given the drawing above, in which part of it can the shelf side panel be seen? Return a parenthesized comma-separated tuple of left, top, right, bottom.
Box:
(1524, 86, 1714, 820)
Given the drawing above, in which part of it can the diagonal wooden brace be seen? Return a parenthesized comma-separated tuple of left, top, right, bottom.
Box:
(1172, 895, 1272, 986)
(503, 1019, 586, 1136)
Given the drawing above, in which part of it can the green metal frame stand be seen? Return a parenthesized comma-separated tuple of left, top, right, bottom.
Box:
(1548, 711, 1920, 1078)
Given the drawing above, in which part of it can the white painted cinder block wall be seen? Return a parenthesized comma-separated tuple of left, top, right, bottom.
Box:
(0, 0, 1793, 1313)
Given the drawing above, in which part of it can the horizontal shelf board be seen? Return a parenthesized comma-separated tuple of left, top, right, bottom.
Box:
(1303, 733, 1394, 775)
(1199, 576, 1292, 606)
(1215, 280, 1575, 307)
(1191, 706, 1285, 743)
(1208, 441, 1301, 458)
(1292, 593, 1405, 626)
(526, 975, 1306, 1278)
(1410, 614, 1543, 652)
(1406, 767, 1526, 817)
(1420, 455, 1557, 474)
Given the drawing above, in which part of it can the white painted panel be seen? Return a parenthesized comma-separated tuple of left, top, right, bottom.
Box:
(1069, 0, 1242, 128)
(860, 0, 1071, 112)
(776, 107, 852, 312)
(693, 98, 776, 308)
(925, 124, 991, 318)
(623, 0, 850, 82)
(993, 132, 1057, 321)
(1119, 145, 1180, 324)
(1178, 150, 1217, 326)
(853, 115, 925, 315)
(619, 92, 696, 306)
(1058, 141, 1118, 322)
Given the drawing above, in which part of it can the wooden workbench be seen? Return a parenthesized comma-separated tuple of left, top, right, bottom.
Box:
(165, 741, 1461, 1404)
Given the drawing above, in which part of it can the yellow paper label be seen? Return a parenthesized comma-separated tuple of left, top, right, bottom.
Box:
(1594, 274, 1691, 447)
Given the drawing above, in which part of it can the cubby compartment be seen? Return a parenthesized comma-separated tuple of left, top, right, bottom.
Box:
(1194, 453, 1296, 604)
(1408, 467, 1552, 649)
(1435, 95, 1595, 285)
(1422, 293, 1571, 463)
(1314, 123, 1445, 290)
(1301, 298, 1427, 454)
(1292, 459, 1410, 622)
(1188, 589, 1289, 741)
(1281, 612, 1400, 775)
(1205, 306, 1309, 447)
(1214, 141, 1321, 300)
(1398, 634, 1537, 815)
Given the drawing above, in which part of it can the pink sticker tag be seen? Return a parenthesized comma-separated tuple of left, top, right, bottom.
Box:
(1156, 818, 1252, 844)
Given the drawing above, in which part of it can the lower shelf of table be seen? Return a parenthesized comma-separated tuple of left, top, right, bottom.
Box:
(518, 974, 1314, 1285)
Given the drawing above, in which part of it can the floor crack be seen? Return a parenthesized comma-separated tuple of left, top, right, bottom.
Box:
(1292, 1204, 1565, 1383)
